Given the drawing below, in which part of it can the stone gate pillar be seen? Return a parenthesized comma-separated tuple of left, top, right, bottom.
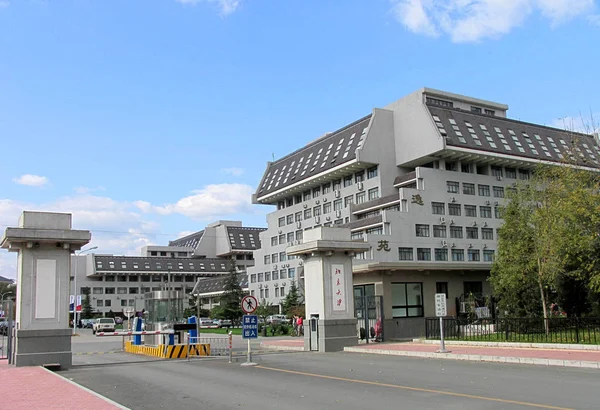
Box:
(287, 227, 370, 352)
(1, 211, 91, 368)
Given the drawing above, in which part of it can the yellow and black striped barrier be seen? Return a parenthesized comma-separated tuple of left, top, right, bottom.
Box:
(125, 341, 210, 359)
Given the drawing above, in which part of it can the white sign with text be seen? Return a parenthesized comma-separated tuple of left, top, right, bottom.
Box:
(331, 264, 346, 312)
(435, 293, 447, 317)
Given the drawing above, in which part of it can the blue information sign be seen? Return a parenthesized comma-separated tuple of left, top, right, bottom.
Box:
(242, 315, 258, 339)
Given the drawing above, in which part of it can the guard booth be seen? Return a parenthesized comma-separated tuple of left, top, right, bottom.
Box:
(144, 290, 184, 346)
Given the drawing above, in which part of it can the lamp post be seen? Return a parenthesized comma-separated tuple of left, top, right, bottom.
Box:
(73, 246, 98, 335)
(1, 291, 12, 307)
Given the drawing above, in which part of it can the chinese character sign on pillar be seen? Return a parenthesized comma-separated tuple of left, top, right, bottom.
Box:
(331, 264, 345, 312)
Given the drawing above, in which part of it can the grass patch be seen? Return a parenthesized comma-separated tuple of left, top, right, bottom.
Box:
(199, 328, 243, 336)
(442, 331, 600, 345)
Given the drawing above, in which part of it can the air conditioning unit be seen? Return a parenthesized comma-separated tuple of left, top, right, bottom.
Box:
(316, 200, 320, 205)
(450, 197, 456, 203)
(472, 221, 477, 226)
(441, 240, 448, 247)
(483, 244, 488, 249)
(357, 182, 364, 191)
(326, 216, 331, 221)
(485, 200, 491, 206)
(298, 260, 303, 266)
(496, 176, 503, 181)
(278, 230, 283, 234)
(323, 197, 328, 202)
(274, 282, 279, 287)
(482, 222, 488, 227)
(296, 221, 302, 229)
(451, 243, 456, 248)
(315, 216, 320, 224)
(468, 244, 473, 249)
(440, 217, 446, 224)
(303, 204, 308, 208)
(494, 202, 499, 207)
(335, 210, 342, 218)
(273, 264, 278, 270)
(281, 282, 286, 286)
(334, 190, 340, 198)
(450, 219, 455, 225)
(259, 284, 263, 288)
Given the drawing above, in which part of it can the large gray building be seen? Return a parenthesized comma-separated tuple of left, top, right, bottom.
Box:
(71, 220, 265, 315)
(247, 87, 600, 338)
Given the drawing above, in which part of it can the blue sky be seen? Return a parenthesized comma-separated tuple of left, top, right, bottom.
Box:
(1, 0, 599, 279)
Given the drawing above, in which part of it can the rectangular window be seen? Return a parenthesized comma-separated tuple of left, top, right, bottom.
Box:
(97, 300, 104, 307)
(480, 206, 492, 218)
(463, 183, 475, 195)
(495, 206, 503, 219)
(333, 179, 341, 191)
(398, 247, 413, 261)
(288, 268, 295, 279)
(343, 175, 353, 187)
(417, 248, 431, 261)
(275, 287, 279, 298)
(435, 248, 448, 261)
(471, 106, 482, 113)
(436, 282, 449, 297)
(322, 183, 331, 194)
(415, 224, 430, 237)
(485, 109, 495, 116)
(466, 227, 478, 239)
(279, 234, 285, 245)
(264, 255, 271, 264)
(287, 232, 294, 242)
(368, 187, 379, 201)
(313, 206, 321, 217)
(105, 300, 111, 307)
(303, 190, 311, 201)
(295, 212, 302, 222)
(355, 171, 365, 183)
(433, 225, 447, 238)
(426, 97, 453, 108)
(271, 237, 277, 246)
(280, 269, 286, 279)
(493, 186, 504, 198)
(367, 166, 378, 179)
(105, 287, 115, 294)
(432, 202, 445, 215)
(483, 250, 495, 262)
(344, 195, 354, 208)
(505, 168, 517, 179)
(286, 214, 294, 225)
(447, 181, 459, 193)
(519, 170, 530, 180)
(452, 249, 465, 261)
(322, 202, 331, 214)
(450, 226, 463, 239)
(280, 252, 286, 262)
(92, 287, 103, 294)
(356, 192, 366, 204)
(272, 253, 279, 264)
(278, 217, 285, 227)
(482, 228, 494, 240)
(250, 274, 256, 283)
(304, 209, 312, 219)
(258, 273, 264, 282)
(465, 205, 477, 217)
(478, 184, 490, 197)
(333, 199, 342, 211)
(117, 287, 127, 295)
(260, 289, 264, 299)
(265, 272, 272, 281)
(468, 249, 481, 262)
(448, 203, 461, 216)
(391, 283, 423, 318)
(295, 230, 303, 241)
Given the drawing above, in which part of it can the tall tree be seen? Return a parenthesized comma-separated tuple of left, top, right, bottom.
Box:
(219, 258, 244, 324)
(255, 299, 273, 324)
(81, 286, 94, 319)
(282, 281, 301, 316)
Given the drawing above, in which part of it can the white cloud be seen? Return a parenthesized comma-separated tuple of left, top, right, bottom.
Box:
(221, 167, 245, 176)
(73, 186, 105, 194)
(175, 0, 240, 15)
(391, 0, 597, 42)
(589, 14, 600, 25)
(551, 113, 600, 134)
(0, 1, 9, 8)
(13, 174, 49, 187)
(135, 183, 255, 220)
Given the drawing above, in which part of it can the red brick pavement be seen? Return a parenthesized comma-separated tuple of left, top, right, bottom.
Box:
(0, 360, 125, 409)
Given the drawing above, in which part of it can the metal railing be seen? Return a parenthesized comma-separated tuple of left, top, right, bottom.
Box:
(425, 317, 600, 345)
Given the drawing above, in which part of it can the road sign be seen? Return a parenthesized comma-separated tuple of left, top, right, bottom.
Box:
(241, 295, 258, 314)
(435, 293, 447, 317)
(242, 315, 258, 339)
(123, 308, 135, 319)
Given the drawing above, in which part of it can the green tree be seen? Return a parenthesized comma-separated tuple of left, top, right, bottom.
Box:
(282, 281, 301, 316)
(219, 258, 244, 324)
(81, 286, 94, 319)
(210, 305, 225, 319)
(256, 299, 273, 324)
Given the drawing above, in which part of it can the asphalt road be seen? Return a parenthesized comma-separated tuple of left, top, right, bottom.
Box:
(60, 350, 600, 410)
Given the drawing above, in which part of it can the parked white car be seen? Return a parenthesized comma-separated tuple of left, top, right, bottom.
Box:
(92, 318, 116, 334)
(266, 315, 290, 325)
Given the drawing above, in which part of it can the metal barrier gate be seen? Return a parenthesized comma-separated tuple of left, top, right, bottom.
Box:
(192, 336, 230, 357)
(355, 295, 384, 343)
(1, 300, 15, 362)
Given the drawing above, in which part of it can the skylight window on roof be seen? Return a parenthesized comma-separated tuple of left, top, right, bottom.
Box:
(504, 145, 511, 151)
(449, 119, 457, 125)
(439, 128, 447, 135)
(318, 148, 323, 154)
(493, 127, 501, 133)
(532, 149, 539, 155)
(342, 152, 349, 159)
(483, 131, 490, 136)
(560, 139, 567, 145)
(528, 144, 535, 149)
(310, 166, 316, 172)
(541, 146, 548, 151)
(515, 141, 522, 147)
(479, 124, 487, 130)
(486, 136, 494, 142)
(544, 151, 552, 157)
(518, 147, 525, 153)
(583, 143, 589, 148)
(474, 140, 482, 146)
(489, 142, 497, 148)
(468, 128, 475, 133)
(455, 131, 463, 137)
(558, 153, 564, 159)
(458, 136, 467, 143)
(497, 133, 504, 138)
(509, 130, 516, 135)
(551, 142, 557, 148)
(465, 122, 472, 127)
(433, 116, 441, 122)
(452, 125, 460, 131)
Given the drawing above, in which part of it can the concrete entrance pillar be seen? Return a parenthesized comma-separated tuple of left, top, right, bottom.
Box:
(1, 212, 91, 368)
(287, 227, 370, 352)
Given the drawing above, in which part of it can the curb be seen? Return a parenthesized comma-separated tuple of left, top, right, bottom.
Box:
(413, 339, 600, 351)
(344, 347, 600, 369)
(260, 343, 305, 352)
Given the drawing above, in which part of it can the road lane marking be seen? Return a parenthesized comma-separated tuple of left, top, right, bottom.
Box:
(256, 365, 573, 410)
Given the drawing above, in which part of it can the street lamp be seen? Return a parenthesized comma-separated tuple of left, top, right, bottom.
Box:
(73, 246, 98, 335)
(1, 291, 12, 304)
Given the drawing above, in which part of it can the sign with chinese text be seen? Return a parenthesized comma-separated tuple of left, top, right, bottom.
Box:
(242, 315, 258, 339)
(435, 293, 447, 317)
(331, 264, 346, 312)
(376, 240, 390, 252)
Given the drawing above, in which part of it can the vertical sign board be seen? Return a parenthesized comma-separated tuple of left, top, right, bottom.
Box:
(331, 264, 346, 312)
(69, 295, 75, 313)
(435, 293, 449, 353)
(242, 315, 258, 339)
(76, 295, 82, 312)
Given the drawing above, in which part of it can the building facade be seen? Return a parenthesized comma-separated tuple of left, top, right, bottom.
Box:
(247, 87, 600, 338)
(71, 220, 265, 316)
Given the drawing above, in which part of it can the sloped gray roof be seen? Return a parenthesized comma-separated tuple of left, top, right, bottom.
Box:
(168, 230, 204, 248)
(191, 274, 249, 296)
(94, 255, 233, 274)
(226, 226, 266, 251)
(429, 106, 600, 168)
(0, 275, 14, 283)
(255, 115, 373, 199)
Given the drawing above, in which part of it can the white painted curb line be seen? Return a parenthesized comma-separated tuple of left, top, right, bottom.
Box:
(413, 339, 600, 351)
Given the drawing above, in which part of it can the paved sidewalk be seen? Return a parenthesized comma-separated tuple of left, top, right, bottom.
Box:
(0, 361, 128, 409)
(261, 338, 305, 351)
(345, 342, 600, 369)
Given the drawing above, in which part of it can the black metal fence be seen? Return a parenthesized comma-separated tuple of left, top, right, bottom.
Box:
(425, 317, 600, 344)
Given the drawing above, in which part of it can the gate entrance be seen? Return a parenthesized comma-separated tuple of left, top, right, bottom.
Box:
(0, 300, 15, 362)
(354, 293, 384, 343)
